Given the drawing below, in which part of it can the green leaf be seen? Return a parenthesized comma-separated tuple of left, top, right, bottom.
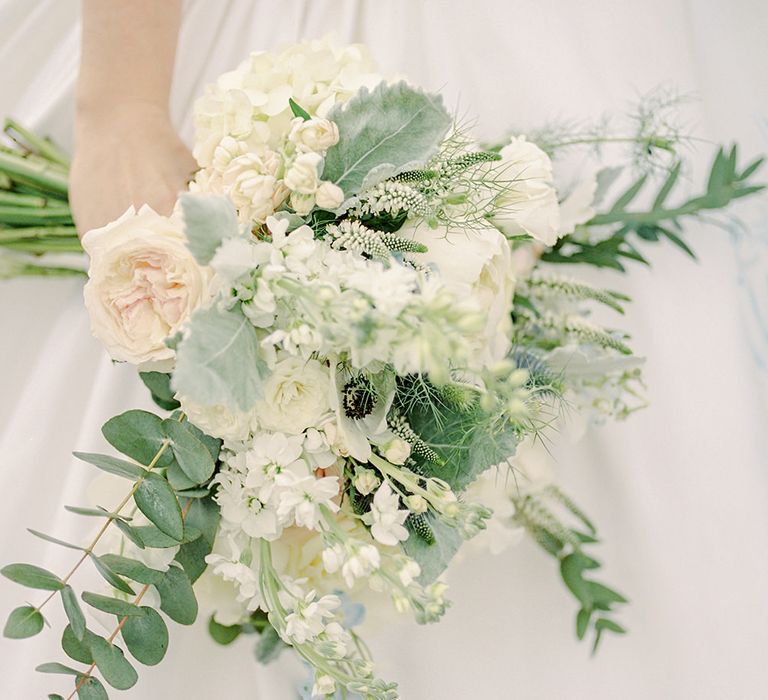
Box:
(181, 193, 239, 265)
(36, 662, 81, 676)
(114, 519, 145, 550)
(62, 625, 94, 664)
(101, 409, 172, 468)
(97, 555, 164, 585)
(76, 676, 109, 700)
(64, 506, 130, 520)
(3, 605, 44, 639)
(323, 80, 452, 197)
(120, 606, 169, 666)
(652, 161, 681, 208)
(254, 624, 286, 663)
(1, 562, 64, 590)
(139, 371, 181, 411)
(595, 617, 626, 634)
(73, 452, 145, 480)
(91, 555, 135, 596)
(134, 472, 183, 541)
(173, 305, 266, 411)
(49, 695, 65, 700)
(560, 554, 591, 607)
(208, 616, 242, 645)
(155, 564, 198, 625)
(130, 524, 182, 548)
(61, 586, 86, 640)
(175, 495, 220, 583)
(289, 97, 311, 121)
(401, 515, 463, 584)
(81, 592, 143, 618)
(587, 581, 628, 607)
(90, 636, 138, 690)
(27, 529, 86, 551)
(163, 419, 216, 484)
(610, 174, 647, 212)
(576, 607, 591, 640)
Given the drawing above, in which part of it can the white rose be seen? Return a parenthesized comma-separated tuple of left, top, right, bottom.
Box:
(491, 136, 561, 246)
(288, 117, 340, 153)
(221, 147, 282, 223)
(314, 181, 345, 210)
(178, 396, 255, 444)
(289, 191, 316, 216)
(284, 152, 323, 194)
(254, 356, 331, 434)
(382, 437, 411, 465)
(400, 220, 516, 366)
(82, 205, 210, 365)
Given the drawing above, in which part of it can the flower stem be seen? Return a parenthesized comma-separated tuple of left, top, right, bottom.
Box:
(0, 150, 69, 195)
(4, 118, 70, 167)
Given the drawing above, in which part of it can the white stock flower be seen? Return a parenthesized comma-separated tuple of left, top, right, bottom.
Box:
(82, 205, 210, 365)
(353, 467, 381, 496)
(288, 117, 340, 153)
(178, 397, 255, 444)
(314, 181, 345, 210)
(253, 357, 332, 434)
(382, 437, 412, 465)
(400, 220, 516, 367)
(363, 482, 410, 546)
(275, 473, 340, 529)
(312, 675, 336, 696)
(322, 541, 381, 588)
(284, 152, 323, 194)
(221, 147, 283, 223)
(492, 136, 562, 246)
(289, 191, 316, 215)
(282, 589, 341, 644)
(205, 553, 262, 611)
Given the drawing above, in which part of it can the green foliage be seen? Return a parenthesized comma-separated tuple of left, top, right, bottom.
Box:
(162, 419, 216, 485)
(72, 452, 145, 480)
(61, 586, 86, 641)
(90, 555, 135, 596)
(134, 472, 184, 541)
(62, 625, 94, 664)
(101, 410, 172, 468)
(289, 97, 311, 121)
(155, 565, 198, 625)
(208, 616, 242, 645)
(544, 145, 765, 270)
(36, 662, 80, 676)
(4, 605, 44, 638)
(81, 592, 142, 618)
(402, 515, 463, 585)
(120, 607, 169, 666)
(75, 676, 109, 700)
(180, 192, 239, 265)
(1, 563, 64, 590)
(90, 635, 138, 690)
(254, 624, 286, 663)
(173, 305, 266, 411)
(512, 487, 627, 652)
(27, 529, 85, 551)
(175, 495, 220, 583)
(97, 555, 164, 586)
(323, 81, 452, 197)
(139, 372, 180, 411)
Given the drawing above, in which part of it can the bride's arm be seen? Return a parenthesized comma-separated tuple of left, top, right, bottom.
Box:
(70, 0, 196, 235)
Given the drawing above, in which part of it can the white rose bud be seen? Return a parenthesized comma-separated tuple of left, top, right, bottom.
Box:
(312, 674, 336, 697)
(284, 151, 323, 194)
(404, 494, 428, 514)
(383, 437, 412, 465)
(354, 467, 381, 496)
(289, 191, 316, 215)
(314, 181, 345, 210)
(82, 205, 210, 365)
(288, 117, 340, 153)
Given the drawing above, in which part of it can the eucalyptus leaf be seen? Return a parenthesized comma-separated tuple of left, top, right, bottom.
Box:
(120, 606, 169, 666)
(64, 506, 130, 521)
(72, 452, 145, 480)
(134, 472, 184, 541)
(90, 555, 135, 596)
(97, 555, 163, 586)
(208, 616, 242, 645)
(130, 524, 183, 549)
(61, 585, 86, 640)
(27, 529, 86, 551)
(101, 409, 172, 467)
(90, 636, 138, 690)
(175, 495, 220, 583)
(172, 305, 266, 411)
(254, 624, 286, 663)
(323, 81, 451, 197)
(3, 605, 44, 639)
(62, 625, 94, 664)
(181, 193, 239, 265)
(114, 519, 145, 550)
(36, 662, 81, 676)
(81, 592, 143, 618)
(163, 419, 215, 484)
(76, 676, 109, 700)
(155, 564, 198, 625)
(1, 562, 63, 590)
(139, 371, 181, 411)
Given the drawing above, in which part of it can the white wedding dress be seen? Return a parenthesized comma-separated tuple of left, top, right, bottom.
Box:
(1, 1, 767, 698)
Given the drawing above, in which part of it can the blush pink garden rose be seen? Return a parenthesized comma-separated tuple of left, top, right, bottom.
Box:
(82, 205, 211, 365)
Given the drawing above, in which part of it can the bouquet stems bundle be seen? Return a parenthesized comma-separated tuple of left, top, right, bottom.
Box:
(0, 118, 84, 278)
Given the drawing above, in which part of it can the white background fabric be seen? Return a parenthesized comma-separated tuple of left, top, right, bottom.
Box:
(0, 1, 766, 698)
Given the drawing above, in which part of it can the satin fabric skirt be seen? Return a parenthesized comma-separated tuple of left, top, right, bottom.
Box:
(1, 1, 767, 698)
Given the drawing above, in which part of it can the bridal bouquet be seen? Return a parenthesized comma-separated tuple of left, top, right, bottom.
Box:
(2, 39, 763, 700)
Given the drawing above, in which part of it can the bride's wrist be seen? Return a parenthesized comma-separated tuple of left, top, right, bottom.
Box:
(74, 96, 171, 136)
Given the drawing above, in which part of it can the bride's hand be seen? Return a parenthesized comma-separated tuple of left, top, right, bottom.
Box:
(69, 102, 197, 235)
